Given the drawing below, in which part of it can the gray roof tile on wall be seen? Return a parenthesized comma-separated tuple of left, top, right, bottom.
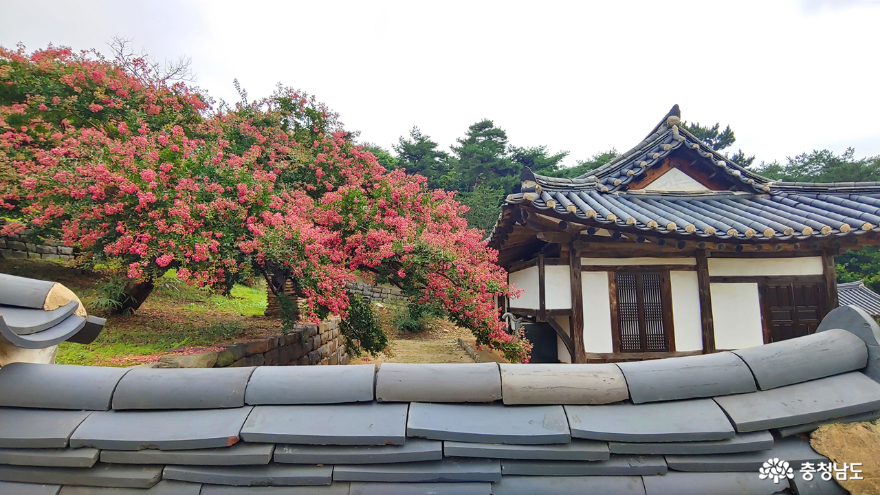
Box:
(817, 305, 880, 382)
(112, 367, 255, 410)
(642, 472, 790, 495)
(608, 431, 773, 456)
(500, 456, 667, 476)
(713, 372, 880, 432)
(332, 459, 502, 483)
(275, 439, 442, 465)
(100, 443, 274, 466)
(0, 480, 60, 495)
(0, 363, 128, 410)
(199, 485, 350, 495)
(731, 329, 868, 390)
(617, 352, 756, 404)
(774, 409, 880, 437)
(0, 463, 162, 489)
(406, 403, 570, 445)
(0, 447, 99, 468)
(491, 476, 646, 495)
(59, 481, 202, 495)
(443, 439, 610, 461)
(376, 363, 502, 403)
(664, 436, 826, 472)
(564, 399, 735, 442)
(0, 408, 91, 448)
(349, 482, 492, 495)
(1, 302, 78, 335)
(244, 365, 376, 405)
(498, 363, 629, 405)
(0, 313, 87, 349)
(240, 403, 408, 446)
(838, 281, 880, 317)
(0, 274, 57, 309)
(69, 407, 253, 450)
(162, 464, 333, 487)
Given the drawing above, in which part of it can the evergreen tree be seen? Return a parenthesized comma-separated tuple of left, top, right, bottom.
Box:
(361, 144, 398, 171)
(756, 148, 880, 183)
(449, 119, 517, 192)
(392, 127, 449, 189)
(509, 145, 569, 178)
(683, 121, 755, 167)
(547, 149, 619, 179)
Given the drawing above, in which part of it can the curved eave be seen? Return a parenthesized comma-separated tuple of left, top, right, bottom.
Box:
(504, 192, 880, 243)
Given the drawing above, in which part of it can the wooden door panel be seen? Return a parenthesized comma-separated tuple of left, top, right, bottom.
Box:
(761, 281, 826, 344)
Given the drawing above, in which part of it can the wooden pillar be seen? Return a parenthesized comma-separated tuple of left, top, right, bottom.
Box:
(695, 249, 716, 353)
(538, 254, 546, 321)
(568, 244, 586, 363)
(822, 248, 839, 315)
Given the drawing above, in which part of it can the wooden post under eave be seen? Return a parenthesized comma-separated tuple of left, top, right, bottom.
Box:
(569, 244, 586, 363)
(695, 249, 716, 353)
(822, 248, 839, 315)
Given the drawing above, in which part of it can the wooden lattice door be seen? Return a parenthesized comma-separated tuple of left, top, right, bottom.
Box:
(760, 282, 825, 343)
(614, 272, 673, 352)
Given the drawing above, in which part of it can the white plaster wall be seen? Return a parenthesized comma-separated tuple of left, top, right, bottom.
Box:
(582, 257, 696, 266)
(711, 283, 765, 350)
(708, 257, 823, 277)
(509, 266, 539, 309)
(582, 271, 613, 353)
(643, 168, 710, 192)
(670, 271, 703, 352)
(545, 265, 572, 310)
(554, 316, 572, 364)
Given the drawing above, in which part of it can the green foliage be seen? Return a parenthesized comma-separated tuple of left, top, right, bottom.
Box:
(509, 145, 569, 178)
(448, 119, 517, 192)
(546, 149, 619, 179)
(756, 148, 880, 183)
(394, 301, 444, 334)
(683, 121, 755, 167)
(393, 127, 450, 190)
(275, 293, 301, 336)
(837, 246, 880, 293)
(90, 278, 135, 315)
(458, 184, 506, 235)
(361, 144, 399, 171)
(340, 295, 388, 357)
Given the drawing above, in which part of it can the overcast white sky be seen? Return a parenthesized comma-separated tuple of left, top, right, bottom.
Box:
(2, 0, 879, 167)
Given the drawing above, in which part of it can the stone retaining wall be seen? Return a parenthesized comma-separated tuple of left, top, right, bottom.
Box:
(345, 281, 406, 305)
(157, 317, 349, 368)
(0, 220, 76, 261)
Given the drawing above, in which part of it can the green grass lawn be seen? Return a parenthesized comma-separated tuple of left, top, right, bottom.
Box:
(1, 259, 281, 366)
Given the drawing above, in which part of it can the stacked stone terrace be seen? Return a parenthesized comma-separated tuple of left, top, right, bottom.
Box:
(0, 221, 76, 261)
(0, 305, 878, 494)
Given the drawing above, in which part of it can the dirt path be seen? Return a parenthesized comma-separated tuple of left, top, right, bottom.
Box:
(352, 316, 475, 365)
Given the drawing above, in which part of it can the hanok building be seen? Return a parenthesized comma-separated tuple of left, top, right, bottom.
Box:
(489, 105, 880, 364)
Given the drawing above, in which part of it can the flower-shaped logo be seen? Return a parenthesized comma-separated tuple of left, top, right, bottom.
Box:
(759, 458, 794, 484)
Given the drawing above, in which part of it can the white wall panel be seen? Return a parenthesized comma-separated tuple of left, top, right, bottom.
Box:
(711, 283, 765, 350)
(545, 265, 571, 310)
(708, 257, 823, 277)
(670, 271, 703, 352)
(582, 271, 613, 353)
(509, 266, 539, 310)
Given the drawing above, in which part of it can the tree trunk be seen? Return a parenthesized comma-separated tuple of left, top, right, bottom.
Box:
(114, 279, 154, 315)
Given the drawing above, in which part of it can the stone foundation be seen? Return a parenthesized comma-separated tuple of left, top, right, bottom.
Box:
(156, 317, 350, 368)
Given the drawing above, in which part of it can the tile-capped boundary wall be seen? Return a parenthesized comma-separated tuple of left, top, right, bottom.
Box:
(0, 221, 76, 261)
(157, 317, 349, 368)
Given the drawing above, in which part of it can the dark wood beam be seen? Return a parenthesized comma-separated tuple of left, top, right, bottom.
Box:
(569, 243, 586, 363)
(695, 249, 716, 354)
(538, 254, 546, 321)
(546, 316, 575, 363)
(822, 248, 839, 315)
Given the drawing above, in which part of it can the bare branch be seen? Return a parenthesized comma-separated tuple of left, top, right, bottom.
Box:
(107, 35, 196, 85)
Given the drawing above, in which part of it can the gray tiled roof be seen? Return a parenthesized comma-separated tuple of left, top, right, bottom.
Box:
(491, 107, 880, 246)
(2, 277, 878, 494)
(838, 280, 880, 317)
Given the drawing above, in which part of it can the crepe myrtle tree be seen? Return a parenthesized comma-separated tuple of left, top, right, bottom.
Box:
(0, 44, 531, 362)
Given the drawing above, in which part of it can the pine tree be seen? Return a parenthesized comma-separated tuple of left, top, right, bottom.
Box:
(392, 127, 449, 189)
